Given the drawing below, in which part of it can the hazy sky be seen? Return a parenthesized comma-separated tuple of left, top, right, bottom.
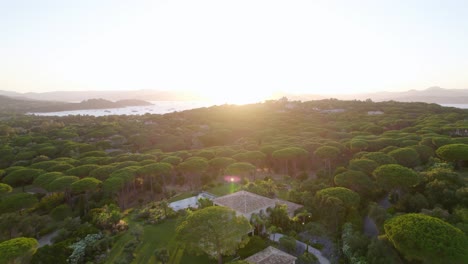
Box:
(1, 0, 468, 102)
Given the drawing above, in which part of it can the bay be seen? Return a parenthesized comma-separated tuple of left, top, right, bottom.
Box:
(28, 102, 468, 117)
(29, 101, 214, 117)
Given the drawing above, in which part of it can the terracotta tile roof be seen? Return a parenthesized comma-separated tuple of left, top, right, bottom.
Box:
(245, 246, 297, 264)
(213, 191, 275, 214)
(213, 191, 303, 217)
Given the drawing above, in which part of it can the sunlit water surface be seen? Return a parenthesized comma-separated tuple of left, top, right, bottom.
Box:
(28, 101, 215, 116)
(28, 102, 468, 117)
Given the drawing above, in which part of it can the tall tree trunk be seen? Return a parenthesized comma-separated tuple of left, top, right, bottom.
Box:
(292, 160, 297, 177)
(162, 174, 167, 196)
(84, 192, 89, 215)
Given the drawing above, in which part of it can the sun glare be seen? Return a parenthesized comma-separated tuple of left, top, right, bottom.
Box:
(206, 89, 272, 105)
(224, 175, 240, 183)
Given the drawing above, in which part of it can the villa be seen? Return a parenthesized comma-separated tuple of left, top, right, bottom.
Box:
(212, 190, 302, 220)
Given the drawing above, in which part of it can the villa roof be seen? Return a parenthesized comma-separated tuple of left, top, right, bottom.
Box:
(213, 191, 303, 216)
(213, 191, 276, 214)
(245, 246, 297, 264)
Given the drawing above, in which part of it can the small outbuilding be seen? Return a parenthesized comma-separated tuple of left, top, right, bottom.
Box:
(245, 246, 297, 264)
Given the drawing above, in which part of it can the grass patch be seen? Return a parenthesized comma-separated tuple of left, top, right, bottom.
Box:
(168, 192, 196, 202)
(133, 220, 177, 263)
(105, 229, 133, 263)
(106, 216, 216, 264)
(207, 183, 240, 196)
(238, 236, 268, 258)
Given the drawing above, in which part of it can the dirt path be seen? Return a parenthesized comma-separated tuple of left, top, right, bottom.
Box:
(38, 230, 59, 247)
(363, 216, 379, 237)
(364, 196, 390, 237)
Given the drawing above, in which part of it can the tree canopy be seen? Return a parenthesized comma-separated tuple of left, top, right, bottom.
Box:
(177, 158, 209, 175)
(0, 183, 12, 195)
(384, 213, 468, 263)
(176, 206, 251, 264)
(70, 177, 102, 194)
(209, 157, 236, 171)
(314, 146, 340, 160)
(348, 159, 379, 175)
(436, 143, 468, 162)
(2, 169, 44, 190)
(315, 187, 360, 209)
(334, 170, 374, 194)
(47, 176, 79, 192)
(373, 164, 420, 191)
(362, 152, 397, 166)
(0, 193, 38, 213)
(225, 162, 256, 176)
(388, 147, 420, 168)
(0, 237, 38, 264)
(33, 172, 63, 189)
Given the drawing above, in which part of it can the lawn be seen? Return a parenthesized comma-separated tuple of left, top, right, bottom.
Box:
(168, 192, 196, 203)
(106, 217, 215, 264)
(103, 183, 242, 263)
(207, 183, 240, 196)
(133, 220, 178, 264)
(105, 230, 133, 264)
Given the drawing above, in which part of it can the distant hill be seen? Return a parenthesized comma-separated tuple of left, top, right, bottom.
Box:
(33, 98, 152, 112)
(0, 90, 206, 102)
(343, 87, 468, 103)
(0, 95, 66, 113)
(0, 96, 152, 113)
(2, 87, 467, 105)
(279, 87, 468, 104)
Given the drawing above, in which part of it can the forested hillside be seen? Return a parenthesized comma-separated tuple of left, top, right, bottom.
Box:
(0, 96, 151, 114)
(0, 99, 467, 264)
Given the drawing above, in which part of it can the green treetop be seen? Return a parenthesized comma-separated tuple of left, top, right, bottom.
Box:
(176, 206, 251, 264)
(384, 213, 468, 263)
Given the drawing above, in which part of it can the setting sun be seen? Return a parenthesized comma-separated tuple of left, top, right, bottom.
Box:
(206, 88, 273, 105)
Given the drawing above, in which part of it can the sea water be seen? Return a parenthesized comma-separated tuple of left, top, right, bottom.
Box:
(29, 101, 214, 117)
(28, 102, 468, 117)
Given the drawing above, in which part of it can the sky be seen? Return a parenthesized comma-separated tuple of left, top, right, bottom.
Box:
(1, 0, 468, 103)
